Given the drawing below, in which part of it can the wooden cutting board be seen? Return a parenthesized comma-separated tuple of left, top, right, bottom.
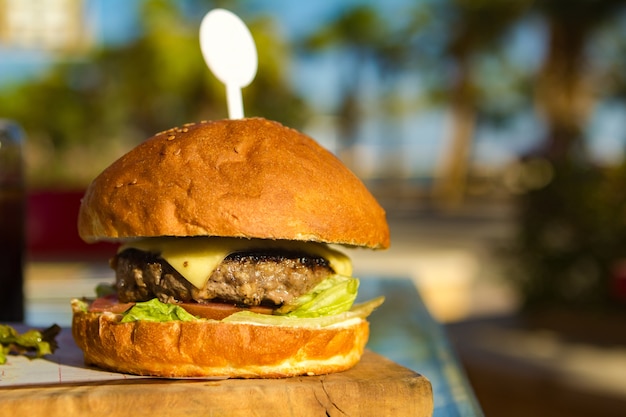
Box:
(0, 325, 433, 417)
(1, 348, 432, 417)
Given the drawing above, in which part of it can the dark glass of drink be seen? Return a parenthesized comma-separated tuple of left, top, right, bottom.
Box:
(0, 120, 25, 322)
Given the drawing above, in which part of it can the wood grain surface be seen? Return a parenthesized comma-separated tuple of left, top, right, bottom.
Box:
(0, 350, 433, 417)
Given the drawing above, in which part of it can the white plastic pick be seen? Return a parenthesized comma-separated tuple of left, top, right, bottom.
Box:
(200, 9, 258, 119)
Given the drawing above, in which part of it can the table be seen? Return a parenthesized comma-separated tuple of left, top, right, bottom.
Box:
(359, 277, 484, 417)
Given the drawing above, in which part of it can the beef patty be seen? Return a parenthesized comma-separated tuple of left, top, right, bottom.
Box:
(111, 249, 334, 306)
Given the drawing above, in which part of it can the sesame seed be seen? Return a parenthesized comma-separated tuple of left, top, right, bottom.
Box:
(167, 135, 176, 141)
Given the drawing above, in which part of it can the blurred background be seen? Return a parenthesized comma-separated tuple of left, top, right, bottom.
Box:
(2, 0, 626, 415)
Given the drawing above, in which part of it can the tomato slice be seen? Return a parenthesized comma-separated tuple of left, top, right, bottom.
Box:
(179, 302, 274, 320)
(87, 295, 275, 320)
(89, 294, 135, 314)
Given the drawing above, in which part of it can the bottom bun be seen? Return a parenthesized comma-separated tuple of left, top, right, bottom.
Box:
(71, 310, 370, 378)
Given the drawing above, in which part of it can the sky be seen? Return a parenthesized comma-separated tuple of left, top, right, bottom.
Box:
(1, 0, 624, 178)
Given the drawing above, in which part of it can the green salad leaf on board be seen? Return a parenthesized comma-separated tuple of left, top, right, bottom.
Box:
(0, 324, 61, 364)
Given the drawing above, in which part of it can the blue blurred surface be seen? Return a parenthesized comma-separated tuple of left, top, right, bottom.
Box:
(360, 277, 484, 417)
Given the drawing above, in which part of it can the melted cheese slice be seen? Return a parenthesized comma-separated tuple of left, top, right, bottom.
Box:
(120, 237, 353, 289)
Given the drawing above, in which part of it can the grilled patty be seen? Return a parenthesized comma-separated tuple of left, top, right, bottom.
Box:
(111, 249, 334, 306)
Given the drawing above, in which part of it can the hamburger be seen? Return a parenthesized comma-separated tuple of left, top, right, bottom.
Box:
(71, 117, 390, 378)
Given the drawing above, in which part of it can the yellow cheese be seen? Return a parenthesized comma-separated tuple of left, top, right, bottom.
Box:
(120, 237, 353, 289)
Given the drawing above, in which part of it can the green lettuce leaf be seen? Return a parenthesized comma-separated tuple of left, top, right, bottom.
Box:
(121, 298, 198, 323)
(71, 298, 89, 313)
(95, 282, 116, 298)
(223, 296, 385, 328)
(276, 274, 359, 317)
(0, 324, 61, 364)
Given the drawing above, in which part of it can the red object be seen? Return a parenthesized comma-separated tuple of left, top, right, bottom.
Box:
(26, 190, 117, 260)
(611, 259, 626, 303)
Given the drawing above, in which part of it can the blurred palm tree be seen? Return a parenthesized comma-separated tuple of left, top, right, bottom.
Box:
(298, 4, 414, 166)
(299, 1, 534, 203)
(533, 0, 624, 161)
(0, 0, 309, 188)
(426, 0, 533, 208)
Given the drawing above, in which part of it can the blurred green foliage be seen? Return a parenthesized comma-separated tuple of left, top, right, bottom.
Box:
(0, 0, 309, 187)
(509, 160, 626, 311)
(506, 0, 626, 312)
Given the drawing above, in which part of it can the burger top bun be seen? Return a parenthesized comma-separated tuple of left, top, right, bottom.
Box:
(78, 117, 390, 249)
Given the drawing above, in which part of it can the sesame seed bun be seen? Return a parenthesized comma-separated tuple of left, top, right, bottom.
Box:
(77, 117, 389, 249)
(73, 117, 388, 379)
